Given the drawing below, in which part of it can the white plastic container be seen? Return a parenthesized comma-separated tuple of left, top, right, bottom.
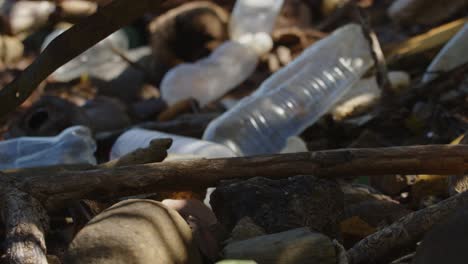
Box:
(110, 128, 237, 161)
(203, 24, 374, 156)
(0, 126, 96, 170)
(42, 28, 129, 82)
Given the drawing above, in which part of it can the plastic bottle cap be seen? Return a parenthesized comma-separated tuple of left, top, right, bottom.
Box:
(237, 32, 273, 55)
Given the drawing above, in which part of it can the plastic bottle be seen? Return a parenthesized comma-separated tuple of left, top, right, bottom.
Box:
(422, 23, 468, 83)
(110, 128, 237, 161)
(203, 24, 374, 156)
(160, 0, 284, 106)
(229, 0, 284, 43)
(41, 28, 129, 82)
(0, 126, 96, 170)
(161, 41, 258, 106)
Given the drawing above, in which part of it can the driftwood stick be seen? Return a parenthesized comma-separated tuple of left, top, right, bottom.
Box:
(0, 0, 161, 118)
(346, 191, 468, 264)
(99, 138, 172, 168)
(1, 184, 49, 264)
(2, 145, 468, 209)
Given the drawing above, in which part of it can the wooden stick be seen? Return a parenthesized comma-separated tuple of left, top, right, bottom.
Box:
(1, 184, 49, 264)
(3, 145, 468, 209)
(347, 190, 468, 264)
(0, 0, 162, 119)
(99, 138, 172, 168)
(355, 6, 391, 96)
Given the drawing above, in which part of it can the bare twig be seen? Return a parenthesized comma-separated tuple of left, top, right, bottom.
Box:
(0, 0, 163, 119)
(99, 138, 172, 168)
(354, 6, 391, 96)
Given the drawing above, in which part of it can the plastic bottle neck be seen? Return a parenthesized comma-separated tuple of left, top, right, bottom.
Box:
(235, 32, 273, 55)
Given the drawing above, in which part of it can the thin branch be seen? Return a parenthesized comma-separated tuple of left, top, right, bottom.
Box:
(355, 5, 391, 96)
(2, 145, 468, 210)
(0, 0, 162, 119)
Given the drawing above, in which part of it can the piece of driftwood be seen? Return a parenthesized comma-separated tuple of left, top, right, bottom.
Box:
(99, 138, 172, 168)
(0, 184, 49, 264)
(0, 0, 165, 119)
(1, 145, 468, 211)
(346, 190, 468, 264)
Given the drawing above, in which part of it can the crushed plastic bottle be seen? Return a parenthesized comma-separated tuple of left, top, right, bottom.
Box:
(0, 126, 96, 170)
(110, 128, 237, 161)
(422, 23, 468, 83)
(203, 24, 374, 156)
(161, 41, 258, 106)
(41, 28, 129, 82)
(160, 0, 284, 106)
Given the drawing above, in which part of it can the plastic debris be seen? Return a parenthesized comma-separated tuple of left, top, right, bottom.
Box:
(203, 24, 373, 156)
(0, 126, 96, 170)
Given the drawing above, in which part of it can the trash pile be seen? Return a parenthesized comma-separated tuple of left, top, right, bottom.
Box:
(0, 0, 467, 263)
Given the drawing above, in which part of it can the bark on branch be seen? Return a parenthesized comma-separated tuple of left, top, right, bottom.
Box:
(0, 184, 49, 264)
(2, 145, 468, 210)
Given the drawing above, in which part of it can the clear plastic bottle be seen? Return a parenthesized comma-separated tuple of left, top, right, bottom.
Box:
(41, 28, 129, 82)
(229, 0, 284, 43)
(110, 128, 237, 161)
(160, 0, 284, 106)
(422, 23, 468, 83)
(0, 126, 96, 170)
(203, 24, 374, 156)
(161, 41, 258, 106)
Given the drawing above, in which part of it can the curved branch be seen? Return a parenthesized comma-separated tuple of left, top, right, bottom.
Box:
(0, 0, 158, 118)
